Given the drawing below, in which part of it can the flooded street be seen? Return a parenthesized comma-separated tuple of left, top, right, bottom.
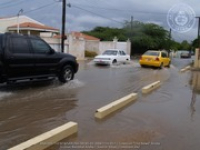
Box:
(0, 58, 199, 150)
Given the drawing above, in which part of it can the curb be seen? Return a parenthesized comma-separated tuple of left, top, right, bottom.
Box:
(95, 93, 138, 119)
(142, 81, 161, 94)
(180, 66, 190, 73)
(8, 122, 78, 150)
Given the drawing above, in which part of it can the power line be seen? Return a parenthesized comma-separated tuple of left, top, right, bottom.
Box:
(72, 3, 166, 16)
(23, 2, 56, 15)
(0, 0, 28, 9)
(71, 4, 124, 24)
(0, 0, 16, 6)
(37, 3, 60, 22)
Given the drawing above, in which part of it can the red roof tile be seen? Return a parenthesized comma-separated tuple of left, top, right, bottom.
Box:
(8, 22, 59, 31)
(72, 31, 100, 41)
(54, 32, 100, 41)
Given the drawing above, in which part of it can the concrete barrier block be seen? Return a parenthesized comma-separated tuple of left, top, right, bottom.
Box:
(142, 81, 161, 94)
(8, 122, 78, 150)
(95, 93, 138, 119)
(180, 66, 191, 73)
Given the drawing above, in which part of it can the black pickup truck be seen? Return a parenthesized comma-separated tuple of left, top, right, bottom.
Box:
(0, 33, 79, 83)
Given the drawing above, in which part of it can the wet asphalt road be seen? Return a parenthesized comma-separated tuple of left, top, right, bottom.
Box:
(0, 57, 198, 150)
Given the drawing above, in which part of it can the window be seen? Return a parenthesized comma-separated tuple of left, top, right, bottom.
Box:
(30, 39, 51, 54)
(0, 35, 3, 51)
(145, 51, 159, 56)
(162, 52, 167, 58)
(11, 38, 30, 54)
(121, 51, 126, 55)
(103, 50, 118, 56)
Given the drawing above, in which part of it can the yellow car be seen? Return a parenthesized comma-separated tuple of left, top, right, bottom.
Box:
(139, 50, 171, 68)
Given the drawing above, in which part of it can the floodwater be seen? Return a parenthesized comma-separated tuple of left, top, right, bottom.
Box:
(0, 58, 198, 150)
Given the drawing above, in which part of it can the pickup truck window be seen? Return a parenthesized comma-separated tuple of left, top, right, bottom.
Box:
(0, 35, 2, 51)
(30, 39, 51, 54)
(11, 37, 30, 54)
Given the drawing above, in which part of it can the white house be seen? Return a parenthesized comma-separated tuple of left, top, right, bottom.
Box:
(0, 15, 59, 37)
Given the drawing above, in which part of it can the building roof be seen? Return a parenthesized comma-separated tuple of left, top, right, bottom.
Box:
(71, 31, 100, 41)
(8, 22, 59, 32)
(54, 32, 100, 41)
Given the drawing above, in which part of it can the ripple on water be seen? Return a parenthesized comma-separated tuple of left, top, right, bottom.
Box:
(0, 92, 12, 101)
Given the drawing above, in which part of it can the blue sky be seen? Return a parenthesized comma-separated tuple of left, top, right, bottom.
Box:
(0, 0, 199, 42)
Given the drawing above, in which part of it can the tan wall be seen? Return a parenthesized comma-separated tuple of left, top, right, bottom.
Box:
(194, 49, 199, 68)
(192, 72, 200, 91)
(85, 41, 99, 53)
(69, 35, 85, 60)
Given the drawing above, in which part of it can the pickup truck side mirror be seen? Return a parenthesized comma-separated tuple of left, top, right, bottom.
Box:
(49, 49, 55, 54)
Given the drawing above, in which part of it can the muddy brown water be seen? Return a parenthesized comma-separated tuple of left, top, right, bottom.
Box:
(0, 58, 199, 150)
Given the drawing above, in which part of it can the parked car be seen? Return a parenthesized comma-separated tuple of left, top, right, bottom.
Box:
(180, 51, 191, 58)
(0, 33, 79, 83)
(139, 50, 171, 68)
(93, 49, 130, 65)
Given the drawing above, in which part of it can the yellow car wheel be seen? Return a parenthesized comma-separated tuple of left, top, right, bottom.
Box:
(167, 61, 171, 68)
(159, 63, 163, 69)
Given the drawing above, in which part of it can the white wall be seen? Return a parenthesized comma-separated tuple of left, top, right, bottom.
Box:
(0, 15, 43, 33)
(43, 35, 131, 60)
(99, 42, 115, 54)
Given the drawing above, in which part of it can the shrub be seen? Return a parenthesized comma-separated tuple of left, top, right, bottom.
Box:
(85, 50, 98, 58)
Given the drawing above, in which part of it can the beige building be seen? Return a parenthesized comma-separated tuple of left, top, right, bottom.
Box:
(0, 15, 59, 37)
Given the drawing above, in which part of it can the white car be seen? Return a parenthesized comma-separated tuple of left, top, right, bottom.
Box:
(93, 49, 130, 65)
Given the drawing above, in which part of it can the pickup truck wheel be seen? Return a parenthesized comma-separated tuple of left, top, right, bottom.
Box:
(58, 65, 74, 83)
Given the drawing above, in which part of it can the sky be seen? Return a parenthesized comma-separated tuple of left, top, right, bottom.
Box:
(0, 0, 199, 42)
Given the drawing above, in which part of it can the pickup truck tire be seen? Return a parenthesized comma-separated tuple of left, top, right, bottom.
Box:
(58, 65, 74, 83)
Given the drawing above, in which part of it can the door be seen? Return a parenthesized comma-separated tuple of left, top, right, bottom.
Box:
(119, 50, 128, 62)
(5, 37, 34, 78)
(161, 52, 169, 66)
(30, 38, 60, 75)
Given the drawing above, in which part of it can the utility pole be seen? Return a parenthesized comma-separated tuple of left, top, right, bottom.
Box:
(61, 0, 66, 53)
(130, 16, 133, 56)
(196, 17, 200, 39)
(17, 9, 23, 34)
(168, 28, 171, 56)
(130, 16, 133, 38)
(196, 17, 200, 60)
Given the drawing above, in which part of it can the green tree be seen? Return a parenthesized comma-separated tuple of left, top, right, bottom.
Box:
(191, 38, 199, 50)
(82, 21, 181, 55)
(83, 27, 127, 41)
(123, 21, 169, 54)
(180, 40, 191, 50)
